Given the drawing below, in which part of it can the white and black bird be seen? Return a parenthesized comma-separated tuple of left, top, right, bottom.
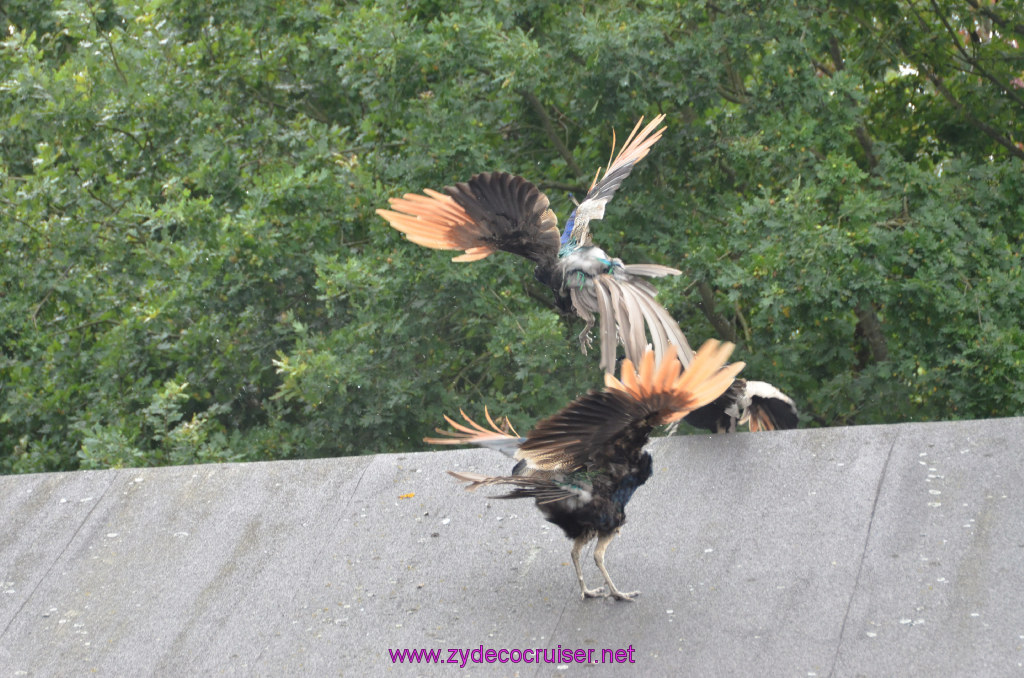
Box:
(682, 378, 799, 433)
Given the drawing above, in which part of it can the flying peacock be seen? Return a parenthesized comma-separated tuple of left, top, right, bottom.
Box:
(377, 115, 693, 374)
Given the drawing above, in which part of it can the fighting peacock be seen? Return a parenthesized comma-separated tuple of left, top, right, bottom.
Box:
(378, 114, 797, 434)
(377, 115, 692, 375)
(428, 339, 745, 601)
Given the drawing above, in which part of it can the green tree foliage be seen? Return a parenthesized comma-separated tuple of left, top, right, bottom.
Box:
(2, 0, 1022, 472)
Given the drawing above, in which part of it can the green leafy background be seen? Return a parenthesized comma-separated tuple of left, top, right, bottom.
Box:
(3, 0, 1022, 472)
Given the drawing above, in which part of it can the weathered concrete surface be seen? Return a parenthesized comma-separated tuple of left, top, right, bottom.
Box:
(1, 418, 1022, 677)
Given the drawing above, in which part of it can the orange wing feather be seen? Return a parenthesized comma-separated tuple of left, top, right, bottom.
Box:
(423, 407, 519, 445)
(605, 339, 745, 425)
(376, 191, 498, 262)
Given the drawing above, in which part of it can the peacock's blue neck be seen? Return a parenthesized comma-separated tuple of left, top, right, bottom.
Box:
(560, 209, 578, 246)
(611, 472, 644, 508)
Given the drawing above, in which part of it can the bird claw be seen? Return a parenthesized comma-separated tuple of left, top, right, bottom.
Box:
(609, 589, 640, 602)
(578, 332, 594, 355)
(581, 586, 639, 602)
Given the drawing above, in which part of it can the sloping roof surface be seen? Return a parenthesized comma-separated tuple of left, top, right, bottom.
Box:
(2, 418, 1023, 676)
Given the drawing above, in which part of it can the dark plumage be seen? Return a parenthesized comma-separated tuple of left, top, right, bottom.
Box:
(428, 340, 745, 601)
(683, 378, 799, 433)
(377, 115, 694, 374)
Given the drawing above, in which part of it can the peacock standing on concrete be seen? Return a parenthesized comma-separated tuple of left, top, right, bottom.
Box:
(377, 115, 694, 374)
(428, 339, 744, 601)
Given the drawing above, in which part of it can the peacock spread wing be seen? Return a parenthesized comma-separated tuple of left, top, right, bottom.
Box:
(515, 340, 746, 472)
(562, 114, 666, 247)
(377, 172, 560, 269)
(441, 341, 744, 508)
(446, 469, 585, 504)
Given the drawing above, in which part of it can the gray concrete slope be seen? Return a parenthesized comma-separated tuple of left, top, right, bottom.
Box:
(1, 418, 1023, 677)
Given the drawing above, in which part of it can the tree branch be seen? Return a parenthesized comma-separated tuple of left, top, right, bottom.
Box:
(853, 125, 878, 171)
(927, 0, 1024, 112)
(919, 64, 1024, 162)
(894, 2, 1024, 162)
(733, 301, 752, 344)
(716, 49, 749, 105)
(518, 90, 583, 177)
(854, 303, 888, 363)
(826, 36, 878, 170)
(964, 0, 1024, 41)
(696, 282, 736, 343)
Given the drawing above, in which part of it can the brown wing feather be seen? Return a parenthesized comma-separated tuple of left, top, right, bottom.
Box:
(747, 409, 774, 433)
(517, 340, 745, 471)
(447, 470, 578, 503)
(515, 389, 641, 471)
(377, 190, 495, 261)
(378, 172, 560, 268)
